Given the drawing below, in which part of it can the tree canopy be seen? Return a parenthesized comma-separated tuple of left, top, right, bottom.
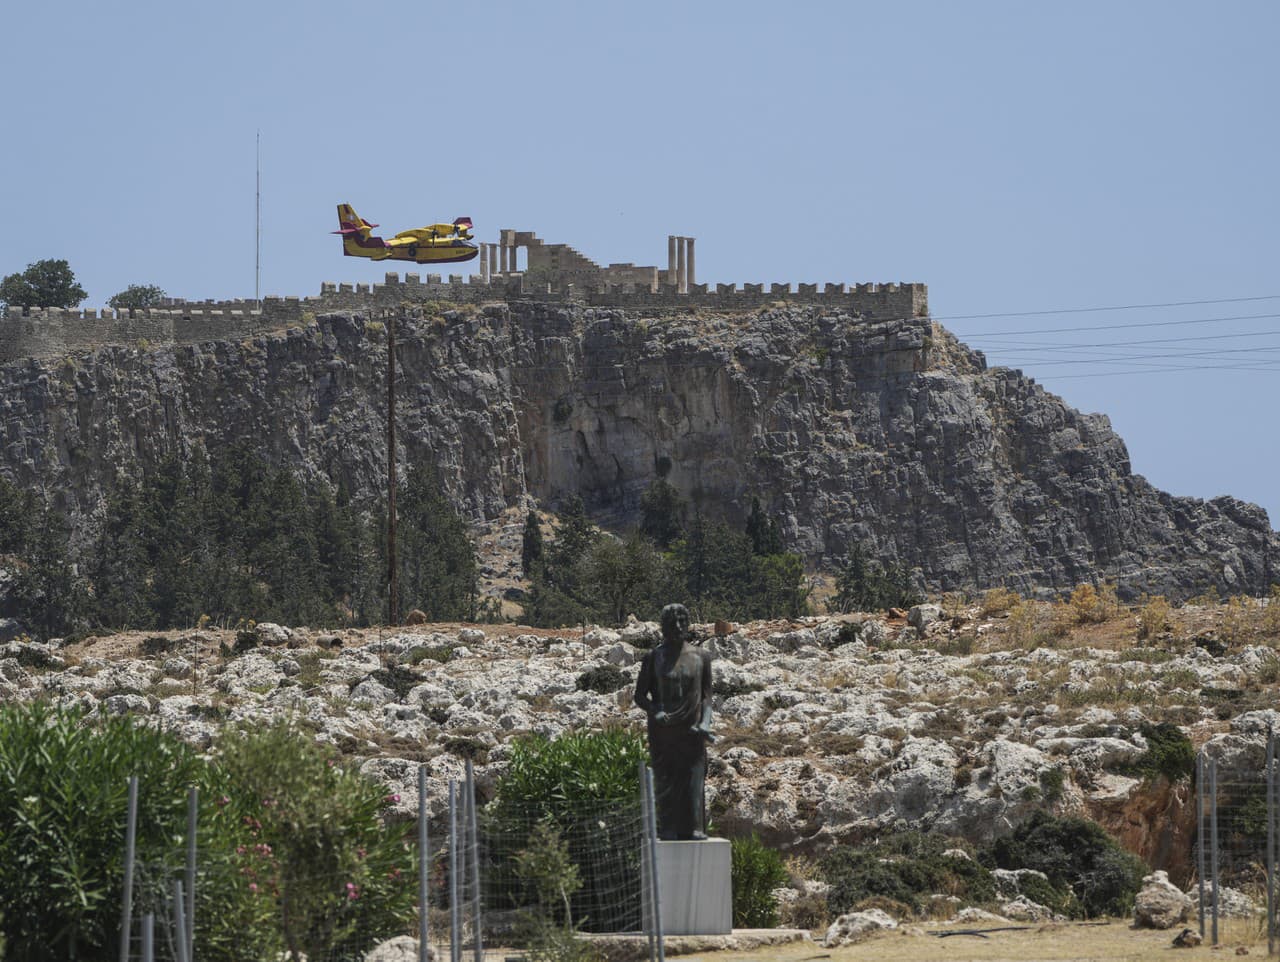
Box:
(0, 259, 87, 310)
(108, 283, 167, 310)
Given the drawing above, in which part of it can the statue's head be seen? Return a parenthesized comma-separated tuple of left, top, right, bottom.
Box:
(660, 603, 690, 644)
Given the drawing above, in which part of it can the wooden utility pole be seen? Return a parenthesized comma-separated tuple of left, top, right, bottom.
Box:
(387, 309, 398, 625)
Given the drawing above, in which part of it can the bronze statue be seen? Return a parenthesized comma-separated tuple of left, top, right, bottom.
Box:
(633, 603, 715, 840)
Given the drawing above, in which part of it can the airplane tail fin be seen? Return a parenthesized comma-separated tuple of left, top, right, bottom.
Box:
(334, 204, 386, 257)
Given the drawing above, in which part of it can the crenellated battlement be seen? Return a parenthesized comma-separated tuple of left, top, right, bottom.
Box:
(0, 227, 927, 362)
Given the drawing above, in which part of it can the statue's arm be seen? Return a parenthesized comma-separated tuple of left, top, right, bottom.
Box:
(632, 654, 656, 714)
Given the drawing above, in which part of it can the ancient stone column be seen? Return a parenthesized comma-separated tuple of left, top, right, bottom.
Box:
(686, 237, 695, 288)
(668, 235, 678, 286)
(677, 237, 688, 293)
(500, 243, 509, 274)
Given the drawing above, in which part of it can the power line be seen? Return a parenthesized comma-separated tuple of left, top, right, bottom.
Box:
(933, 294, 1280, 322)
(957, 311, 1280, 338)
(990, 344, 1280, 364)
(1044, 362, 1280, 379)
(973, 328, 1280, 351)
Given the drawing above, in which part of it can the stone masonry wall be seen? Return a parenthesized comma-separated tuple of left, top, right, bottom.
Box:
(0, 274, 927, 363)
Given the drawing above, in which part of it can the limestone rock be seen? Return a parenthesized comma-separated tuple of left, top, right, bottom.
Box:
(824, 908, 897, 946)
(0, 304, 1275, 601)
(255, 622, 292, 646)
(1133, 870, 1191, 929)
(999, 895, 1057, 922)
(1173, 928, 1203, 948)
(908, 604, 943, 632)
(1192, 883, 1257, 918)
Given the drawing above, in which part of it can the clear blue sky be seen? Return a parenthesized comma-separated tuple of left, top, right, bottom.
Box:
(4, 1, 1277, 527)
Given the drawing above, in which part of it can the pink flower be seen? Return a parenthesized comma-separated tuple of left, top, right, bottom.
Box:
(385, 793, 400, 805)
(217, 795, 230, 808)
(345, 881, 360, 901)
(249, 882, 258, 894)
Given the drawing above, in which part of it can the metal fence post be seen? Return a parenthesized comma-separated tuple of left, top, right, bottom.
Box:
(171, 880, 190, 962)
(1268, 731, 1276, 957)
(639, 762, 656, 962)
(141, 913, 153, 962)
(449, 779, 461, 962)
(466, 759, 484, 962)
(119, 775, 138, 962)
(643, 767, 665, 962)
(1197, 752, 1206, 938)
(419, 765, 430, 962)
(1211, 756, 1220, 947)
(185, 786, 197, 961)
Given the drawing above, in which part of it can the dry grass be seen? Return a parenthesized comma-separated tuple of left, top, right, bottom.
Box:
(682, 917, 1265, 962)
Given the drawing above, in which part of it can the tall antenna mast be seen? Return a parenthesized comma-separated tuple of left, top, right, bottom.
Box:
(255, 130, 261, 306)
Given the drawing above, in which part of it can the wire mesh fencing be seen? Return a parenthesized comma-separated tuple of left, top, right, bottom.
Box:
(116, 764, 665, 962)
(1196, 734, 1279, 952)
(440, 760, 662, 962)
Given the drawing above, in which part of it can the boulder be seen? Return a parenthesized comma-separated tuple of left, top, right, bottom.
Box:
(256, 622, 292, 646)
(908, 604, 943, 632)
(1133, 870, 1191, 929)
(861, 620, 888, 646)
(999, 895, 1057, 922)
(1192, 882, 1257, 918)
(824, 908, 897, 946)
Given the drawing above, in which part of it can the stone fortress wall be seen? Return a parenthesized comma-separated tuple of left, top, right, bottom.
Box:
(0, 229, 928, 362)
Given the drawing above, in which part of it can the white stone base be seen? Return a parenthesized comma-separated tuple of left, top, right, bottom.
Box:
(656, 838, 732, 935)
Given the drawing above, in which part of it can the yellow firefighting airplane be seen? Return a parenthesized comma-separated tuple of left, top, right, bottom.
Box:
(333, 204, 479, 265)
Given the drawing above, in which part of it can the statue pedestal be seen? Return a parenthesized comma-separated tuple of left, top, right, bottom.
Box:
(656, 838, 732, 935)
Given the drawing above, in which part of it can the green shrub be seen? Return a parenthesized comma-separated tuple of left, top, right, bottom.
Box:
(488, 730, 648, 933)
(1040, 766, 1067, 803)
(982, 811, 1147, 918)
(214, 721, 415, 961)
(1120, 723, 1195, 782)
(408, 643, 456, 664)
(731, 834, 788, 927)
(0, 704, 225, 961)
(575, 664, 629, 695)
(819, 831, 995, 916)
(492, 730, 647, 809)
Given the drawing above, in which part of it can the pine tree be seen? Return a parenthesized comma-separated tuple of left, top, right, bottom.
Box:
(397, 462, 478, 622)
(745, 497, 783, 555)
(639, 478, 684, 549)
(521, 510, 544, 575)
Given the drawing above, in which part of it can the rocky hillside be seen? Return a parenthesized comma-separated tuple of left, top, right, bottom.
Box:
(4, 602, 1277, 886)
(0, 301, 1273, 598)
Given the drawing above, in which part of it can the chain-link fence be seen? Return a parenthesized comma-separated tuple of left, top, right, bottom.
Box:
(1196, 734, 1279, 952)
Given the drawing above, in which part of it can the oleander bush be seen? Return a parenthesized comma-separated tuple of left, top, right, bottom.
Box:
(731, 834, 789, 927)
(0, 706, 417, 962)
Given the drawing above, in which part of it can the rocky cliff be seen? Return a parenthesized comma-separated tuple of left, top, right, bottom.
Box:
(0, 301, 1273, 599)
